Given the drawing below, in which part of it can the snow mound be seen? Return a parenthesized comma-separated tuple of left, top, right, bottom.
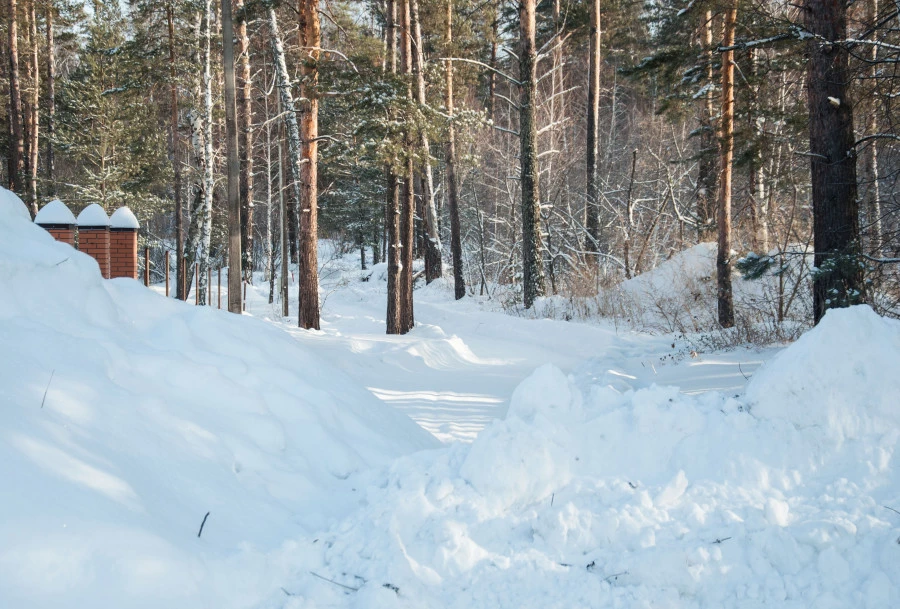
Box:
(273, 310, 900, 608)
(109, 206, 140, 229)
(0, 186, 30, 220)
(34, 198, 77, 225)
(76, 202, 110, 226)
(747, 305, 900, 440)
(0, 203, 437, 609)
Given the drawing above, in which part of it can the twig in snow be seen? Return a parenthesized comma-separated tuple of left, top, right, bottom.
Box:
(281, 587, 296, 596)
(883, 505, 900, 517)
(603, 570, 628, 583)
(551, 493, 555, 507)
(40, 370, 55, 408)
(197, 511, 210, 537)
(713, 536, 732, 544)
(309, 571, 359, 592)
(738, 362, 750, 381)
(54, 257, 69, 266)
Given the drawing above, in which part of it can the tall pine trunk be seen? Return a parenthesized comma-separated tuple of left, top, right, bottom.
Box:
(199, 0, 214, 305)
(805, 0, 865, 323)
(716, 0, 736, 328)
(444, 0, 464, 299)
(166, 3, 185, 299)
(6, 0, 24, 195)
(297, 0, 321, 330)
(45, 2, 54, 192)
(386, 0, 403, 333)
(410, 0, 442, 283)
(398, 0, 415, 333)
(23, 0, 38, 213)
(696, 11, 718, 241)
(223, 0, 243, 313)
(584, 0, 600, 259)
(236, 0, 254, 284)
(519, 0, 544, 309)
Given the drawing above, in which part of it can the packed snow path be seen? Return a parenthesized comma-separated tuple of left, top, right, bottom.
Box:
(245, 258, 776, 443)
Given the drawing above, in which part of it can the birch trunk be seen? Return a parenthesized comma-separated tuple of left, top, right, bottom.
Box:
(585, 0, 600, 259)
(167, 3, 185, 299)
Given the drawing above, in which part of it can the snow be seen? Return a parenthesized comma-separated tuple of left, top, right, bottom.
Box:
(34, 198, 77, 225)
(0, 186, 30, 220)
(109, 206, 140, 229)
(0, 206, 436, 609)
(2, 209, 898, 609)
(76, 202, 110, 227)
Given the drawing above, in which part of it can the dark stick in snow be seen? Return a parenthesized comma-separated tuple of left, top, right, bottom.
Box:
(197, 511, 210, 537)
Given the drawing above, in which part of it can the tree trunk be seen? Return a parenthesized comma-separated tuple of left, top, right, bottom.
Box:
(199, 0, 214, 305)
(223, 0, 243, 313)
(584, 0, 601, 258)
(805, 0, 864, 323)
(236, 0, 254, 284)
(398, 0, 415, 333)
(444, 0, 464, 299)
(6, 0, 24, 195)
(386, 0, 402, 333)
(717, 1, 736, 328)
(166, 4, 185, 300)
(519, 0, 544, 309)
(696, 11, 718, 241)
(45, 2, 54, 191)
(863, 0, 882, 256)
(297, 0, 321, 329)
(410, 0, 442, 283)
(23, 0, 37, 214)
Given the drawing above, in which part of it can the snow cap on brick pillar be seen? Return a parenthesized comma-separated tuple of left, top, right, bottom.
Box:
(34, 199, 77, 247)
(77, 203, 111, 279)
(0, 187, 31, 221)
(109, 206, 140, 280)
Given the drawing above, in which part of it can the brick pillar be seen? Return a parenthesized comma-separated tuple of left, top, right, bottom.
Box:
(34, 199, 77, 246)
(109, 206, 140, 280)
(110, 228, 138, 279)
(77, 204, 111, 279)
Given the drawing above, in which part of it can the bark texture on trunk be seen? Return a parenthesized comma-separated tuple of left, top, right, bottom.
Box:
(410, 0, 442, 283)
(697, 11, 718, 242)
(717, 1, 736, 328)
(398, 0, 415, 333)
(584, 0, 601, 257)
(7, 0, 24, 194)
(519, 0, 544, 309)
(805, 0, 864, 323)
(236, 0, 254, 283)
(223, 0, 242, 313)
(444, 0, 465, 299)
(385, 0, 402, 333)
(23, 0, 38, 214)
(45, 3, 55, 191)
(166, 4, 185, 299)
(297, 0, 321, 330)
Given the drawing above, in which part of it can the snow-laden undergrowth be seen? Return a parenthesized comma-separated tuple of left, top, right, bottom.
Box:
(0, 195, 436, 609)
(266, 306, 900, 609)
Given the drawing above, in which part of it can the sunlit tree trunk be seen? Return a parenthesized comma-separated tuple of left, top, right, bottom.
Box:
(716, 0, 736, 328)
(585, 0, 601, 260)
(444, 0, 464, 299)
(236, 0, 254, 283)
(6, 0, 24, 195)
(519, 0, 544, 309)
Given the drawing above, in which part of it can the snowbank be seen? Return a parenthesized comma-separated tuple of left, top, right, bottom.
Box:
(272, 306, 900, 608)
(0, 204, 436, 609)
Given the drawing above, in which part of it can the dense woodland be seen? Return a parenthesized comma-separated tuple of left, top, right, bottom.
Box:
(1, 0, 898, 335)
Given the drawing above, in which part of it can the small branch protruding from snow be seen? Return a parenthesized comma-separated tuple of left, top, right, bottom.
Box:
(197, 511, 210, 538)
(40, 370, 55, 408)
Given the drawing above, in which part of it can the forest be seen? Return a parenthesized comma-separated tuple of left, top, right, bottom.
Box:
(2, 0, 898, 335)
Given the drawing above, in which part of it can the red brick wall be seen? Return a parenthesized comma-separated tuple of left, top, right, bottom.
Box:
(110, 229, 138, 280)
(78, 228, 110, 279)
(44, 226, 76, 247)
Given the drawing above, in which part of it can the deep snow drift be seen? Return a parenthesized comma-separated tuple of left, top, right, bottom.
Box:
(262, 306, 900, 609)
(0, 199, 435, 609)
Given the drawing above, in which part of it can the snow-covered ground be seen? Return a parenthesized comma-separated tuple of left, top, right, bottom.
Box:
(2, 192, 898, 608)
